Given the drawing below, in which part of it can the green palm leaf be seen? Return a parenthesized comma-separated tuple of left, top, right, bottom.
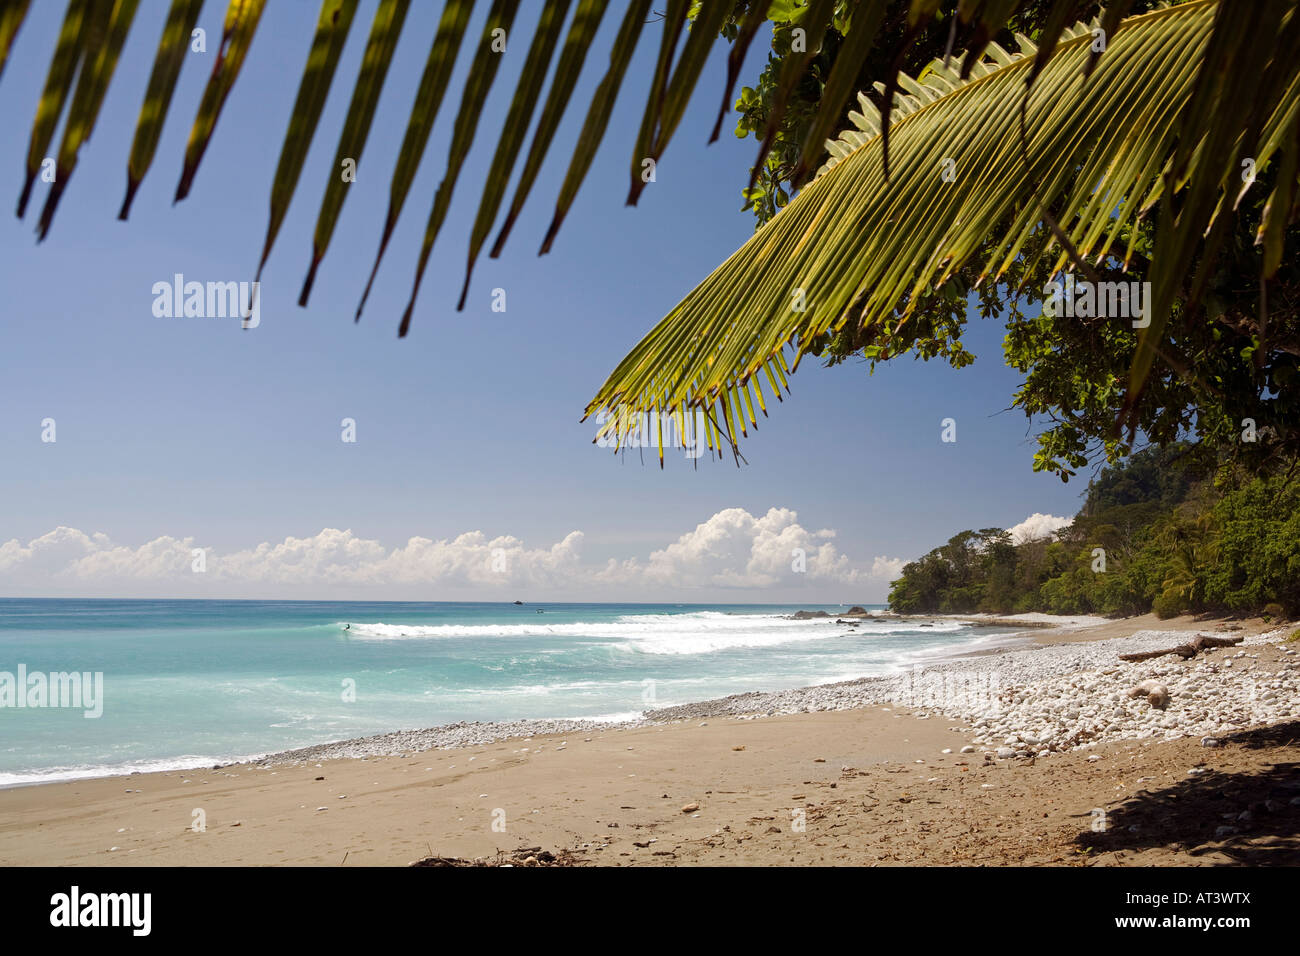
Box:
(790, 0, 888, 187)
(355, 0, 474, 320)
(709, 0, 770, 145)
(119, 0, 204, 219)
(489, 0, 610, 260)
(539, 0, 649, 254)
(174, 0, 266, 202)
(745, 0, 837, 196)
(635, 0, 733, 192)
(1132, 0, 1298, 425)
(0, 0, 31, 83)
(398, 0, 520, 337)
(587, 0, 1299, 457)
(36, 0, 139, 241)
(17, 0, 89, 218)
(299, 0, 410, 305)
(456, 0, 571, 311)
(625, 0, 687, 207)
(255, 0, 359, 280)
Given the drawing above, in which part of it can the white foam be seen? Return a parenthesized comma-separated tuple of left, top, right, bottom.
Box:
(0, 752, 270, 789)
(339, 611, 956, 656)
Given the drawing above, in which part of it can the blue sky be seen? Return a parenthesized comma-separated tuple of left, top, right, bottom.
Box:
(0, 1, 1086, 602)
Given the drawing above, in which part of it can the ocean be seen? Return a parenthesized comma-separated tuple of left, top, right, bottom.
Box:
(0, 599, 1017, 786)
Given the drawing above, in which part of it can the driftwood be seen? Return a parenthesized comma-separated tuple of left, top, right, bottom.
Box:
(1118, 634, 1243, 663)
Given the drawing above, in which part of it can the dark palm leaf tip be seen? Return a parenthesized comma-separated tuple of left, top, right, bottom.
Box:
(300, 0, 412, 307)
(35, 0, 139, 241)
(258, 0, 360, 282)
(398, 0, 523, 334)
(17, 0, 92, 221)
(456, 0, 572, 313)
(746, 0, 838, 196)
(540, 0, 651, 255)
(710, 0, 772, 145)
(355, 0, 476, 320)
(489, 0, 613, 260)
(790, 0, 890, 189)
(174, 0, 268, 204)
(121, 0, 204, 221)
(625, 0, 688, 208)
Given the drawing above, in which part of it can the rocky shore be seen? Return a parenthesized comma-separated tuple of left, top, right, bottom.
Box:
(253, 717, 647, 767)
(255, 619, 1297, 768)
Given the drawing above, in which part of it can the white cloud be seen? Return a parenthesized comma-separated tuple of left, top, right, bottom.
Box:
(1007, 512, 1072, 544)
(870, 555, 907, 580)
(622, 507, 867, 589)
(0, 509, 905, 602)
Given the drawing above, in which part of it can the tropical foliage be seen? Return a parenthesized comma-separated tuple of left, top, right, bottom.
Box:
(588, 0, 1300, 471)
(5, 1, 1297, 377)
(887, 445, 1300, 618)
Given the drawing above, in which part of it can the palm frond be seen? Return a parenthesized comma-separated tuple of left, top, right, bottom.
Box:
(488, 0, 611, 260)
(625, 0, 689, 208)
(36, 0, 139, 240)
(709, 0, 770, 144)
(539, 0, 650, 254)
(397, 0, 520, 336)
(174, 0, 266, 202)
(586, 0, 1299, 459)
(17, 0, 90, 218)
(2, 0, 1296, 384)
(745, 0, 837, 195)
(120, 0, 204, 220)
(256, 0, 359, 280)
(790, 0, 889, 187)
(456, 0, 571, 312)
(299, 0, 411, 305)
(0, 0, 31, 83)
(355, 0, 474, 319)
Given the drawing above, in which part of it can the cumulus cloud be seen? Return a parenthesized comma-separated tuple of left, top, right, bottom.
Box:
(630, 507, 856, 589)
(0, 509, 904, 601)
(1007, 512, 1072, 544)
(869, 555, 907, 580)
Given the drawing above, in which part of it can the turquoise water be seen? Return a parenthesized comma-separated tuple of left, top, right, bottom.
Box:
(0, 599, 1008, 785)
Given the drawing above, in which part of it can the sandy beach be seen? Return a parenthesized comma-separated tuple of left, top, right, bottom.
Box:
(2, 613, 1296, 866)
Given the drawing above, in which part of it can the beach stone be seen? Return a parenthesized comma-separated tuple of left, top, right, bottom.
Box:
(680, 802, 699, 813)
(995, 747, 1016, 759)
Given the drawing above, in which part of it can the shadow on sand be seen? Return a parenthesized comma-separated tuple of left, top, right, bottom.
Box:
(1074, 721, 1300, 864)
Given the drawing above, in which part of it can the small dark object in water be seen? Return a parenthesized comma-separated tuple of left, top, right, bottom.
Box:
(536, 609, 544, 613)
(512, 600, 524, 605)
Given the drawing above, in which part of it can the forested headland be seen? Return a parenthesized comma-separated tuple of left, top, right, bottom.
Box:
(888, 445, 1300, 619)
